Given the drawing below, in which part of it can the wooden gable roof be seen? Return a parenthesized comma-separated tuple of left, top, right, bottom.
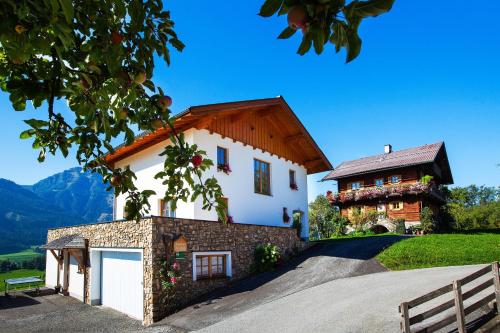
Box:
(105, 97, 332, 174)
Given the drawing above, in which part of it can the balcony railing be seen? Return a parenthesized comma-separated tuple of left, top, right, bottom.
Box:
(326, 182, 445, 204)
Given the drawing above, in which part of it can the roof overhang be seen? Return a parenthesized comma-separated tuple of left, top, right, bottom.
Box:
(43, 234, 86, 250)
(105, 97, 332, 174)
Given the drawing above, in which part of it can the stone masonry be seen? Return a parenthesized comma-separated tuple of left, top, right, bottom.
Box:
(47, 217, 305, 325)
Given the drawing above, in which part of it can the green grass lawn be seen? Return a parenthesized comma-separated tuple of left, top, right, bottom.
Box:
(0, 247, 43, 263)
(0, 269, 44, 293)
(312, 232, 397, 243)
(376, 232, 500, 270)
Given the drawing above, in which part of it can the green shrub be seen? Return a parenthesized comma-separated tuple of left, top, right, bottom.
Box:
(394, 218, 406, 234)
(253, 243, 281, 273)
(420, 207, 436, 234)
(292, 217, 302, 238)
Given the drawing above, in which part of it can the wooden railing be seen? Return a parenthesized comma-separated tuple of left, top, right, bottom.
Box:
(399, 262, 500, 333)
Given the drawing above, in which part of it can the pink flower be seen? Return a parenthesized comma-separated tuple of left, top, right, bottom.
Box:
(172, 262, 179, 270)
(170, 277, 177, 284)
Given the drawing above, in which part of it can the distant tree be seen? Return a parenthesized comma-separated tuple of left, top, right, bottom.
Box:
(0, 0, 394, 220)
(443, 185, 500, 230)
(309, 195, 339, 238)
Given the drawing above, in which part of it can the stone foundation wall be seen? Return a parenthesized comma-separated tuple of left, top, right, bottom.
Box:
(47, 217, 305, 325)
(150, 217, 305, 322)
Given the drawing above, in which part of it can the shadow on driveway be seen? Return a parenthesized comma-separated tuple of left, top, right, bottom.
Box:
(156, 235, 406, 331)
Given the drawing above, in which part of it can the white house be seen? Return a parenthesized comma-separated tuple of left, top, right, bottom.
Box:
(44, 97, 332, 324)
(107, 96, 332, 238)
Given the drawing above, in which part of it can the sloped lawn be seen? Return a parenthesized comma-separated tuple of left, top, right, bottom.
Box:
(376, 232, 500, 270)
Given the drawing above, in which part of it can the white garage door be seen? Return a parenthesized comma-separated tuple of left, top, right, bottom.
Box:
(101, 251, 143, 320)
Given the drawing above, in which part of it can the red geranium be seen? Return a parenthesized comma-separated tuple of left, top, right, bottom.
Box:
(170, 277, 177, 284)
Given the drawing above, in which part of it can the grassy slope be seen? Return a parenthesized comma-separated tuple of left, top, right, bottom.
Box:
(377, 233, 500, 270)
(0, 269, 44, 292)
(0, 248, 42, 263)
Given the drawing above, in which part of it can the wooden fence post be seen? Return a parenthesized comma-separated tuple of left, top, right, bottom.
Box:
(400, 302, 411, 333)
(493, 261, 500, 311)
(453, 280, 466, 333)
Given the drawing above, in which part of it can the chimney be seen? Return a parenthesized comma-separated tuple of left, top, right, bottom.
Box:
(384, 144, 392, 154)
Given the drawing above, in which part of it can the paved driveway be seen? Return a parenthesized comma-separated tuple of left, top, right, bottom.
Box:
(0, 289, 176, 333)
(156, 236, 405, 331)
(197, 265, 490, 333)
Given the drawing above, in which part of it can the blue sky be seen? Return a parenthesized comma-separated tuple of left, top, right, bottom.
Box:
(1, 0, 499, 201)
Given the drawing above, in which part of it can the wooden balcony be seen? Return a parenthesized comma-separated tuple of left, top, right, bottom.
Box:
(327, 183, 446, 204)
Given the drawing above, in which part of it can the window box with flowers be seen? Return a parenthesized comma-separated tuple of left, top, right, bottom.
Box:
(289, 170, 298, 191)
(217, 146, 231, 174)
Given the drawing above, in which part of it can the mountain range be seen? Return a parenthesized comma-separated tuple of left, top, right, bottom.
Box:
(0, 168, 113, 254)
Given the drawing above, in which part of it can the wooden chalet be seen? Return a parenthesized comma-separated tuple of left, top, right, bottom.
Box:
(323, 142, 453, 225)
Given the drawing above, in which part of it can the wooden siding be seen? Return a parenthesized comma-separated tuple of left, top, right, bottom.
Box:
(340, 197, 422, 222)
(338, 167, 419, 193)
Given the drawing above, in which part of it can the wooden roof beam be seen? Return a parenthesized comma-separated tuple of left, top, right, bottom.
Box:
(304, 158, 323, 169)
(194, 116, 216, 129)
(255, 108, 279, 118)
(285, 133, 304, 142)
(231, 110, 255, 124)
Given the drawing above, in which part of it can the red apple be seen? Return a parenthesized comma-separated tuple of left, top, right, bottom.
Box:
(158, 95, 172, 111)
(287, 6, 308, 30)
(134, 71, 147, 84)
(111, 31, 123, 45)
(110, 174, 121, 186)
(152, 119, 163, 129)
(191, 155, 203, 168)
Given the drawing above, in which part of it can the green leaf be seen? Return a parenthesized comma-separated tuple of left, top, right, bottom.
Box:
(351, 0, 395, 18)
(345, 29, 362, 63)
(19, 129, 35, 139)
(312, 28, 325, 55)
(259, 0, 282, 17)
(169, 38, 185, 52)
(297, 33, 312, 55)
(277, 27, 297, 39)
(58, 0, 74, 24)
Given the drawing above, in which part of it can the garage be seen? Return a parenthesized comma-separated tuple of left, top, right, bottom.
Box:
(100, 250, 144, 320)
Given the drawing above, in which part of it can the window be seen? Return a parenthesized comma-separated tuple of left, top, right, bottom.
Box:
(289, 170, 297, 190)
(390, 201, 404, 211)
(389, 175, 401, 184)
(159, 199, 176, 218)
(377, 204, 386, 212)
(192, 251, 232, 281)
(350, 181, 362, 191)
(217, 146, 228, 167)
(254, 159, 271, 195)
(375, 178, 384, 187)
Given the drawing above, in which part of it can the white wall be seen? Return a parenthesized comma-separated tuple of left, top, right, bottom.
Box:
(45, 250, 59, 288)
(193, 129, 309, 237)
(114, 129, 196, 220)
(113, 128, 309, 237)
(68, 256, 84, 301)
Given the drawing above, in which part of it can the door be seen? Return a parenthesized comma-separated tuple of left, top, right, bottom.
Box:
(101, 251, 143, 320)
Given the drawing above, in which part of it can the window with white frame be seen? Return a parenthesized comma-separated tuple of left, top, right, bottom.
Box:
(389, 201, 404, 211)
(350, 181, 362, 191)
(389, 175, 401, 184)
(159, 199, 176, 218)
(192, 251, 232, 281)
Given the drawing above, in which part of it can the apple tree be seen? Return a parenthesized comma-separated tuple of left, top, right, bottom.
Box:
(0, 0, 393, 221)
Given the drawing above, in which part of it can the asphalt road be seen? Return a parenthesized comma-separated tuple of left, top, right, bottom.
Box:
(197, 264, 489, 333)
(156, 236, 405, 331)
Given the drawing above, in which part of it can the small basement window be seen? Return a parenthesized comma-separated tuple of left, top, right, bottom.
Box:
(159, 199, 176, 218)
(192, 251, 232, 281)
